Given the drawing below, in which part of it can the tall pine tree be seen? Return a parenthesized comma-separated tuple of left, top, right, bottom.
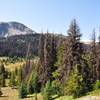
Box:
(38, 32, 57, 86)
(58, 19, 84, 82)
(90, 29, 98, 83)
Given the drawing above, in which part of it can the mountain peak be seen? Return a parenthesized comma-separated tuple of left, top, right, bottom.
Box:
(0, 21, 35, 37)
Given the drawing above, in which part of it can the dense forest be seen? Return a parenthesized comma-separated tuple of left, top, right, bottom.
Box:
(1, 19, 100, 100)
(0, 33, 65, 57)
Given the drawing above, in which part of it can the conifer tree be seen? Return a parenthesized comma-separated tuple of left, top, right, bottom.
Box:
(96, 29, 100, 80)
(53, 41, 65, 81)
(56, 19, 90, 96)
(19, 81, 27, 98)
(42, 33, 52, 85)
(50, 34, 57, 73)
(90, 30, 98, 83)
(42, 80, 52, 100)
(38, 33, 57, 85)
(38, 33, 45, 84)
(58, 19, 84, 82)
(27, 72, 38, 94)
(64, 65, 85, 98)
(9, 71, 16, 87)
(43, 33, 56, 85)
(0, 64, 6, 87)
(17, 67, 24, 86)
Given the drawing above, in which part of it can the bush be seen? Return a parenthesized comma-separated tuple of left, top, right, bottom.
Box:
(63, 66, 85, 98)
(93, 80, 100, 90)
(51, 80, 62, 96)
(41, 80, 52, 100)
(9, 71, 16, 87)
(18, 81, 28, 98)
(17, 67, 24, 86)
(27, 72, 39, 94)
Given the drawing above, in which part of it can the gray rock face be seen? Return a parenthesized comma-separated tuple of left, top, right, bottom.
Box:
(0, 22, 35, 37)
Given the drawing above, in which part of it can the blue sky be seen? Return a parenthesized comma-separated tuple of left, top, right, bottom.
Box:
(0, 0, 100, 41)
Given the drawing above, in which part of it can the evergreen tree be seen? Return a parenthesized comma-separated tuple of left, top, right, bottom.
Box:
(53, 41, 65, 81)
(64, 65, 85, 98)
(19, 81, 27, 98)
(27, 62, 39, 99)
(50, 34, 57, 73)
(54, 19, 90, 96)
(0, 64, 6, 87)
(27, 72, 38, 94)
(42, 80, 52, 100)
(43, 33, 54, 84)
(56, 42, 65, 68)
(9, 71, 16, 87)
(58, 19, 84, 82)
(96, 29, 100, 80)
(38, 33, 45, 85)
(17, 67, 24, 86)
(38, 33, 57, 85)
(90, 30, 98, 83)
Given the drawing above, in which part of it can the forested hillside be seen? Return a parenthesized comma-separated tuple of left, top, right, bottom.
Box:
(0, 33, 65, 57)
(1, 19, 100, 100)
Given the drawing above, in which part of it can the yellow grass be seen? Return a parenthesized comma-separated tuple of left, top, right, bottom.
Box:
(5, 62, 25, 71)
(0, 57, 8, 60)
(0, 57, 25, 71)
(0, 87, 43, 100)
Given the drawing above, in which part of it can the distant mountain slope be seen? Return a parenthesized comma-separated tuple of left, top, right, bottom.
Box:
(0, 22, 35, 37)
(0, 33, 65, 57)
(0, 21, 91, 57)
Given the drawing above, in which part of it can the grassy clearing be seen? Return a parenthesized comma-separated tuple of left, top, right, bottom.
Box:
(2, 87, 100, 100)
(0, 87, 75, 100)
(88, 89, 100, 96)
(55, 96, 74, 100)
(0, 87, 43, 100)
(75, 90, 100, 100)
(5, 61, 25, 71)
(2, 56, 99, 100)
(0, 57, 25, 71)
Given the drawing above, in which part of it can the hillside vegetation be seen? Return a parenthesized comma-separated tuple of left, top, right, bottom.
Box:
(1, 19, 100, 100)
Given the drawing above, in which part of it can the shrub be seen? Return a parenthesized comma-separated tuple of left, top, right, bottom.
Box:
(27, 72, 38, 94)
(17, 67, 24, 86)
(18, 81, 28, 98)
(9, 71, 16, 87)
(63, 65, 85, 98)
(41, 80, 52, 100)
(93, 80, 100, 90)
(51, 80, 62, 96)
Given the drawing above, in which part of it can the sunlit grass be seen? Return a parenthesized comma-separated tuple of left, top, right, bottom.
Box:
(5, 62, 25, 71)
(55, 96, 74, 100)
(88, 89, 100, 96)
